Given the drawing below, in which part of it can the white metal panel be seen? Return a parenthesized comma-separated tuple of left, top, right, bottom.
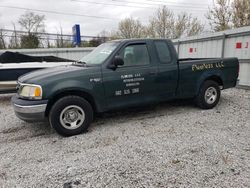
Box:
(201, 41, 207, 57)
(239, 61, 250, 86)
(179, 43, 190, 58)
(225, 37, 241, 58)
(173, 25, 250, 44)
(178, 40, 223, 58)
(224, 36, 250, 59)
(214, 40, 223, 57)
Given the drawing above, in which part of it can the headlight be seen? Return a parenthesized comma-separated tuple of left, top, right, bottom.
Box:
(18, 84, 42, 100)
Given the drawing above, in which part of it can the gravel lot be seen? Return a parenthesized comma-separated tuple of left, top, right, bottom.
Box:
(0, 88, 250, 188)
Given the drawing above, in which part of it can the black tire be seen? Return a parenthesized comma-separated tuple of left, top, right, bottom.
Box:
(195, 80, 221, 109)
(49, 96, 93, 137)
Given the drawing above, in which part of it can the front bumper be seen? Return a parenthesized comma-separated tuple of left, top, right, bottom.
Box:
(11, 95, 48, 122)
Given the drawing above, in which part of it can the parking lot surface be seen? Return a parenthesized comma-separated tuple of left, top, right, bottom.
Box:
(0, 88, 250, 187)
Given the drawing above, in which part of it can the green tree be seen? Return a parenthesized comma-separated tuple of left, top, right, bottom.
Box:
(18, 11, 45, 48)
(186, 17, 204, 37)
(20, 34, 39, 48)
(117, 18, 144, 38)
(8, 23, 20, 49)
(18, 12, 45, 34)
(88, 38, 103, 47)
(0, 29, 6, 49)
(149, 6, 175, 38)
(147, 7, 204, 39)
(206, 0, 232, 31)
(232, 0, 250, 27)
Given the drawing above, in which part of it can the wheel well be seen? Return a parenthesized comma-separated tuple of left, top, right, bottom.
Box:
(45, 90, 97, 117)
(204, 76, 223, 87)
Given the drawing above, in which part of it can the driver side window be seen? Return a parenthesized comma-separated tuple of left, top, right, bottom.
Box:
(120, 44, 150, 66)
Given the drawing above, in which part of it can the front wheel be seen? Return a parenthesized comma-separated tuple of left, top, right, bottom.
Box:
(49, 96, 93, 136)
(195, 80, 221, 109)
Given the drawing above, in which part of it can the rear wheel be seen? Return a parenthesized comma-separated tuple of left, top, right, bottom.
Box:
(49, 96, 93, 136)
(195, 80, 221, 109)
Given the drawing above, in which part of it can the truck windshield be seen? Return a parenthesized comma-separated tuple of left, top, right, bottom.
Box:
(79, 42, 119, 65)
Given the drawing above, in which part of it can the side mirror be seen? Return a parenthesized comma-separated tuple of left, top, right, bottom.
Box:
(113, 56, 124, 66)
(108, 56, 124, 70)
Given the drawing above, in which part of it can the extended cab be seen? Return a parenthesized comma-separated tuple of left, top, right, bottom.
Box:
(11, 39, 239, 136)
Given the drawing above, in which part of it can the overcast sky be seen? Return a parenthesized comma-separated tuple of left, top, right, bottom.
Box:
(0, 0, 213, 36)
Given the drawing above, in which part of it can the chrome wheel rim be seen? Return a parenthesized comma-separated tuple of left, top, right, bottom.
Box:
(60, 105, 85, 130)
(205, 87, 217, 104)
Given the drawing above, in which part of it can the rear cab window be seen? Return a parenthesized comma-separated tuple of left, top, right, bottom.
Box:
(154, 41, 172, 64)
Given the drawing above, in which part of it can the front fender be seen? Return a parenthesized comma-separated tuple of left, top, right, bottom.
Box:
(43, 79, 94, 99)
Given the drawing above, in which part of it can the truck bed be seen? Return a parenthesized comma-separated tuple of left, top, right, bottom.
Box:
(177, 57, 239, 98)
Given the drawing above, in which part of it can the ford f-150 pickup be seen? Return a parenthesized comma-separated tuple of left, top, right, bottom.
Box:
(11, 39, 239, 136)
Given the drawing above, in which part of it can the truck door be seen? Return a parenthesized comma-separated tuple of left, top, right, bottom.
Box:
(102, 42, 158, 110)
(153, 40, 178, 99)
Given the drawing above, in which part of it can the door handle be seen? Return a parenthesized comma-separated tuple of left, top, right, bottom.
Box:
(149, 71, 157, 75)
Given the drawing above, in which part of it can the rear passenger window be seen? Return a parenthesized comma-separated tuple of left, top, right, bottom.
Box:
(154, 41, 171, 64)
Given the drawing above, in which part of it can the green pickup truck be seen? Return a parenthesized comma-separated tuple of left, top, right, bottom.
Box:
(12, 39, 239, 136)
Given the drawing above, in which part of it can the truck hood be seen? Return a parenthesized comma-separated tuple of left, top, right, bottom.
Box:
(18, 64, 92, 84)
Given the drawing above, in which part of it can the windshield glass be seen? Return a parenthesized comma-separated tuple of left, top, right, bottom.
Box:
(79, 42, 119, 65)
